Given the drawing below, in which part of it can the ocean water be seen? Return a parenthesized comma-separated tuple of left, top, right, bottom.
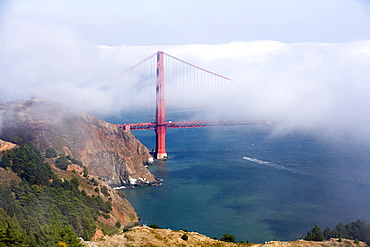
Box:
(107, 116, 370, 243)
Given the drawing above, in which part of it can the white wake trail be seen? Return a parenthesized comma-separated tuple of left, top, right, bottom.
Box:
(243, 156, 303, 174)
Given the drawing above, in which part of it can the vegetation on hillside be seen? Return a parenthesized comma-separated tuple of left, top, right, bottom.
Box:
(304, 220, 370, 244)
(0, 141, 115, 246)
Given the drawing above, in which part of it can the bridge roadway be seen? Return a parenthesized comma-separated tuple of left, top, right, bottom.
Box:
(117, 120, 272, 130)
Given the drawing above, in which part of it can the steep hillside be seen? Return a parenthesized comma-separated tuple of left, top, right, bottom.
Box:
(51, 161, 140, 239)
(0, 99, 157, 186)
(0, 141, 141, 245)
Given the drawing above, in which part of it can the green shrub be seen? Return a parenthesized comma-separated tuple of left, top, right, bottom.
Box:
(115, 222, 121, 228)
(149, 224, 160, 229)
(45, 147, 57, 158)
(0, 154, 11, 168)
(181, 233, 188, 241)
(117, 190, 126, 198)
(90, 178, 99, 186)
(66, 155, 83, 167)
(102, 214, 110, 219)
(83, 166, 88, 177)
(220, 233, 235, 242)
(101, 186, 110, 197)
(55, 156, 70, 170)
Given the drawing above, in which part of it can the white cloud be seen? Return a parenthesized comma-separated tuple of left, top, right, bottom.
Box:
(1, 16, 370, 142)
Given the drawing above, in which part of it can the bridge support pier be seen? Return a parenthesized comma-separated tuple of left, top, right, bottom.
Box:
(155, 51, 167, 160)
(155, 125, 167, 159)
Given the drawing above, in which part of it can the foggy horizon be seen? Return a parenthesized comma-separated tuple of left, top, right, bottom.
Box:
(1, 0, 370, 143)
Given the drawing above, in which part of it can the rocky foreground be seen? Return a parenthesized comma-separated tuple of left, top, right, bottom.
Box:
(83, 226, 368, 247)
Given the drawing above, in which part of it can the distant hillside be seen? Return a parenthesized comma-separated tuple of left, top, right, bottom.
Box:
(0, 99, 157, 186)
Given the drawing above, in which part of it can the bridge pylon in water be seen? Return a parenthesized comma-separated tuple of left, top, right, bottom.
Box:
(155, 51, 167, 160)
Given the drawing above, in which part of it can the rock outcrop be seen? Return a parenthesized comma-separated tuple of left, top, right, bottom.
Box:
(0, 139, 17, 152)
(0, 99, 156, 186)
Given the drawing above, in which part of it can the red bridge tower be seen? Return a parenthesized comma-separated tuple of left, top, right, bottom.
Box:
(155, 51, 167, 160)
(117, 51, 271, 160)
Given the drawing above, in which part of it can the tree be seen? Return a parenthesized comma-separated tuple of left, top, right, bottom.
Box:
(83, 166, 88, 177)
(115, 222, 121, 228)
(323, 227, 333, 240)
(0, 210, 27, 246)
(333, 223, 346, 239)
(312, 225, 325, 241)
(305, 231, 313, 241)
(0, 155, 11, 169)
(345, 220, 370, 244)
(70, 177, 79, 188)
(9, 142, 53, 185)
(45, 147, 57, 158)
(220, 233, 235, 242)
(55, 156, 70, 170)
(101, 186, 110, 197)
(305, 220, 370, 244)
(0, 143, 121, 244)
(305, 225, 325, 241)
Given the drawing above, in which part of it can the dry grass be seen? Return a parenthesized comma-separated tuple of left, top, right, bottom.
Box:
(82, 225, 369, 247)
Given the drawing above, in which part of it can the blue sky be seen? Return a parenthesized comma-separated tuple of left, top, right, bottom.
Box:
(1, 0, 370, 45)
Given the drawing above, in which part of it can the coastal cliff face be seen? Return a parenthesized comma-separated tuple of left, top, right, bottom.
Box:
(0, 99, 156, 186)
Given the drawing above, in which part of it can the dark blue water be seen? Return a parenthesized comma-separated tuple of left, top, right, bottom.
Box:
(107, 115, 370, 243)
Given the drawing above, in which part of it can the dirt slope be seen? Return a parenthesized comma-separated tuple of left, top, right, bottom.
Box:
(0, 139, 16, 152)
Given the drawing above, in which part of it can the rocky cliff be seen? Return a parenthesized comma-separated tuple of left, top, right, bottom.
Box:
(0, 99, 156, 186)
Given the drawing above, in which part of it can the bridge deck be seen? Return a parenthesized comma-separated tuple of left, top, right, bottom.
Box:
(117, 120, 272, 130)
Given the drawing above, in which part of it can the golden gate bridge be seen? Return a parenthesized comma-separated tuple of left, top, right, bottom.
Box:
(115, 51, 271, 160)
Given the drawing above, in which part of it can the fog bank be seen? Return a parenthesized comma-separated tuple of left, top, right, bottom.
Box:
(1, 20, 370, 142)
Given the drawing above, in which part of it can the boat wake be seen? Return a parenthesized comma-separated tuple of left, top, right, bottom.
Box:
(243, 156, 303, 174)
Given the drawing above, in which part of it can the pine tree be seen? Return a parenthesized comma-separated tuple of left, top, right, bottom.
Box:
(306, 225, 325, 241)
(323, 227, 333, 240)
(334, 223, 346, 238)
(45, 147, 57, 158)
